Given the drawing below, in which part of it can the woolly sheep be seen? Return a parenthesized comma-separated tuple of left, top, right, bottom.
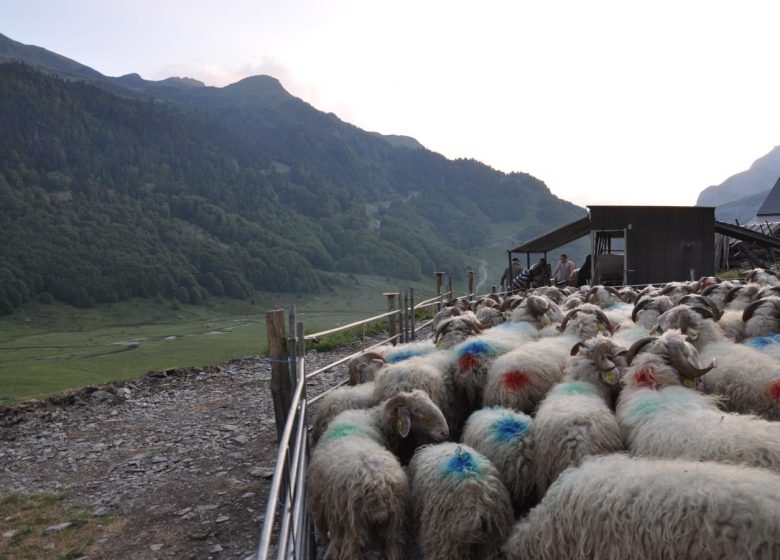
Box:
(742, 296, 780, 339)
(655, 305, 780, 420)
(433, 314, 483, 349)
(509, 295, 559, 327)
(745, 267, 780, 287)
(475, 305, 505, 327)
(409, 442, 513, 560)
(461, 407, 536, 511)
(347, 351, 386, 385)
(583, 285, 621, 309)
(310, 381, 377, 445)
(700, 280, 738, 309)
(533, 337, 626, 495)
(308, 390, 449, 559)
(723, 283, 761, 310)
(503, 454, 780, 560)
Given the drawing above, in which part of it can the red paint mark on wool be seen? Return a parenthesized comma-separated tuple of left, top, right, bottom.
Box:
(769, 380, 780, 401)
(459, 354, 478, 372)
(633, 365, 656, 388)
(503, 370, 529, 391)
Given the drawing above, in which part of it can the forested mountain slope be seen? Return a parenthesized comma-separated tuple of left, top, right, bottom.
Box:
(0, 57, 583, 314)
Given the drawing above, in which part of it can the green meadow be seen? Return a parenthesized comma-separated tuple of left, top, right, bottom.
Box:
(0, 275, 457, 406)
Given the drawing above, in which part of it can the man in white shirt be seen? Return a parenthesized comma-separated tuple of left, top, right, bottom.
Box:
(552, 254, 576, 285)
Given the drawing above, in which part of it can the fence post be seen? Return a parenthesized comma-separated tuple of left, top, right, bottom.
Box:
(468, 271, 475, 299)
(400, 289, 407, 344)
(384, 292, 398, 345)
(447, 276, 453, 302)
(267, 309, 293, 444)
(410, 288, 416, 340)
(491, 285, 497, 295)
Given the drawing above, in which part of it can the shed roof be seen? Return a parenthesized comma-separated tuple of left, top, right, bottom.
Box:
(756, 176, 780, 216)
(714, 220, 780, 250)
(509, 215, 591, 253)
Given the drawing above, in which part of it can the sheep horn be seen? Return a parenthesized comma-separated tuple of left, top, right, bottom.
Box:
(632, 298, 651, 323)
(526, 296, 550, 317)
(570, 341, 586, 356)
(606, 286, 621, 297)
(742, 299, 763, 323)
(700, 284, 718, 297)
(585, 287, 598, 303)
(591, 341, 616, 371)
(724, 287, 742, 304)
(688, 305, 714, 321)
(626, 337, 657, 365)
(462, 317, 483, 335)
(594, 309, 614, 334)
(557, 308, 581, 332)
(669, 342, 715, 379)
(660, 284, 676, 295)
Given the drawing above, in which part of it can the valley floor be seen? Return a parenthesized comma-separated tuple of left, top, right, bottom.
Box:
(0, 336, 368, 559)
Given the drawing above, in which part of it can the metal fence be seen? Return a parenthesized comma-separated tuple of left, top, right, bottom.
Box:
(255, 287, 453, 559)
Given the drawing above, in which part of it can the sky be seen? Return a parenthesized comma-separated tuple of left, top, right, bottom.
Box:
(4, 0, 780, 207)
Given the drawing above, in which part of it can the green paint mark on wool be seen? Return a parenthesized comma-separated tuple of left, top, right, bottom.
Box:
(323, 423, 371, 442)
(554, 381, 595, 396)
(629, 399, 662, 417)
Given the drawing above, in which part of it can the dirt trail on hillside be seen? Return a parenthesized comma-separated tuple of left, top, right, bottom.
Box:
(0, 334, 391, 559)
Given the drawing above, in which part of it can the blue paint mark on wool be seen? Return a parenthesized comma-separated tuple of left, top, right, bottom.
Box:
(498, 322, 534, 332)
(457, 340, 493, 358)
(386, 349, 425, 363)
(746, 334, 780, 349)
(442, 448, 481, 478)
(553, 381, 595, 396)
(491, 416, 529, 443)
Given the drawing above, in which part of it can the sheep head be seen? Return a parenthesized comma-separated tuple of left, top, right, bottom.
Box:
(652, 305, 714, 341)
(383, 389, 449, 442)
(570, 336, 628, 386)
(434, 315, 482, 348)
(742, 296, 780, 324)
(677, 294, 722, 320)
(558, 304, 613, 338)
(631, 295, 673, 323)
(348, 351, 387, 385)
(624, 330, 714, 389)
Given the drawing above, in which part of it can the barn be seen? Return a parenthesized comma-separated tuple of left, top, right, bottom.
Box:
(508, 205, 780, 286)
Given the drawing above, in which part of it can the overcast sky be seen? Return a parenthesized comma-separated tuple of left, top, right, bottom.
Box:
(4, 0, 780, 207)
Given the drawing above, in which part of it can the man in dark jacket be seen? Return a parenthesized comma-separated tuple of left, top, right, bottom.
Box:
(500, 258, 522, 291)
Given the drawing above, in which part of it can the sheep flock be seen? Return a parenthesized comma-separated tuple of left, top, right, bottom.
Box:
(306, 270, 780, 559)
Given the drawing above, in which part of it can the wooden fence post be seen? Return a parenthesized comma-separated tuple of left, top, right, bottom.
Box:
(435, 272, 444, 311)
(409, 288, 416, 340)
(384, 292, 398, 345)
(447, 276, 453, 301)
(491, 285, 497, 295)
(266, 309, 293, 443)
(468, 271, 475, 299)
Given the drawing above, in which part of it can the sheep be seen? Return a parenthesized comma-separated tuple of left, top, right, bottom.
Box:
(347, 351, 386, 385)
(475, 305, 505, 327)
(583, 285, 622, 308)
(745, 267, 780, 287)
(431, 300, 472, 331)
(723, 283, 761, 310)
(308, 390, 449, 559)
(617, 286, 637, 304)
(372, 357, 457, 456)
(532, 337, 626, 495)
(310, 381, 378, 445)
(409, 442, 514, 560)
(616, 344, 780, 473)
(742, 296, 780, 339)
(654, 305, 780, 419)
(509, 295, 559, 327)
(700, 280, 738, 309)
(382, 339, 438, 363)
(503, 454, 780, 560)
(433, 314, 483, 349)
(556, 304, 615, 340)
(658, 281, 697, 303)
(461, 407, 536, 511)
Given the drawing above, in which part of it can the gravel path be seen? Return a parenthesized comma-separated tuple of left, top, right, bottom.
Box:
(0, 331, 408, 559)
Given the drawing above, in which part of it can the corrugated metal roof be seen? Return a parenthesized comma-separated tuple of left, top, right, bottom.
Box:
(509, 215, 591, 253)
(756, 176, 780, 216)
(714, 220, 780, 249)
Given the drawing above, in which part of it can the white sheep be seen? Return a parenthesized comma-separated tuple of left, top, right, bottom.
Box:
(533, 337, 626, 495)
(503, 454, 780, 560)
(723, 283, 761, 310)
(583, 285, 622, 309)
(745, 267, 780, 287)
(307, 390, 449, 559)
(616, 333, 780, 473)
(742, 296, 780, 339)
(432, 314, 483, 349)
(310, 381, 377, 445)
(461, 407, 536, 511)
(655, 305, 780, 420)
(409, 442, 514, 560)
(347, 351, 386, 385)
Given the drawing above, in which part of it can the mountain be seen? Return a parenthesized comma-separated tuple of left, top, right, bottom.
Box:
(697, 146, 780, 213)
(712, 190, 770, 224)
(0, 35, 584, 315)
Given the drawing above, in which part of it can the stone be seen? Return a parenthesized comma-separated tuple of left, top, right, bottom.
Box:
(240, 492, 255, 499)
(215, 515, 230, 523)
(249, 467, 273, 478)
(91, 390, 113, 402)
(45, 522, 72, 533)
(231, 435, 249, 445)
(220, 425, 239, 432)
(175, 507, 192, 516)
(150, 543, 164, 551)
(92, 507, 108, 516)
(210, 544, 223, 553)
(151, 455, 168, 464)
(114, 387, 132, 400)
(43, 543, 55, 550)
(197, 504, 218, 513)
(2, 529, 19, 539)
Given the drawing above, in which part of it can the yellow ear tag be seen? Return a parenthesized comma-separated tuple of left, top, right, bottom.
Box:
(603, 371, 617, 385)
(682, 377, 695, 388)
(687, 328, 700, 340)
(540, 315, 551, 326)
(397, 419, 405, 432)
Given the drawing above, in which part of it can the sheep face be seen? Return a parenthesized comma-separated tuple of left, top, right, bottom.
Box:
(625, 330, 715, 390)
(348, 352, 387, 385)
(570, 336, 628, 388)
(558, 304, 614, 340)
(476, 306, 506, 327)
(742, 296, 780, 338)
(654, 305, 715, 343)
(383, 390, 449, 444)
(434, 315, 482, 349)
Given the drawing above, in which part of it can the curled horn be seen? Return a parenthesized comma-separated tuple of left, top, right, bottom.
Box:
(660, 284, 676, 295)
(724, 286, 743, 304)
(632, 298, 651, 323)
(669, 340, 715, 379)
(700, 284, 719, 297)
(461, 316, 484, 336)
(591, 340, 615, 370)
(594, 309, 614, 334)
(626, 337, 657, 365)
(688, 305, 714, 321)
(526, 296, 550, 317)
(570, 341, 587, 356)
(557, 308, 581, 332)
(742, 299, 764, 323)
(606, 286, 621, 297)
(585, 287, 598, 303)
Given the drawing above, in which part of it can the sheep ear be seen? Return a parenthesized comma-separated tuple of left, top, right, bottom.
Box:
(396, 407, 411, 438)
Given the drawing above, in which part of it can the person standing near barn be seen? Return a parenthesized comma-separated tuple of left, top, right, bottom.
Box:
(552, 254, 576, 285)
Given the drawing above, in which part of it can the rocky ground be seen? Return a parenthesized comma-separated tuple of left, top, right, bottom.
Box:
(0, 333, 395, 560)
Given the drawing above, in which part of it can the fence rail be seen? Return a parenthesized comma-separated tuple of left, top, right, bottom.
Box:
(255, 272, 498, 559)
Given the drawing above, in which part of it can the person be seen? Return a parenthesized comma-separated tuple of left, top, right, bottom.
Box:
(500, 258, 522, 291)
(552, 254, 576, 285)
(576, 255, 592, 287)
(529, 257, 549, 288)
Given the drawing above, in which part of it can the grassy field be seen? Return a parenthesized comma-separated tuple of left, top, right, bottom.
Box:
(0, 275, 445, 406)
